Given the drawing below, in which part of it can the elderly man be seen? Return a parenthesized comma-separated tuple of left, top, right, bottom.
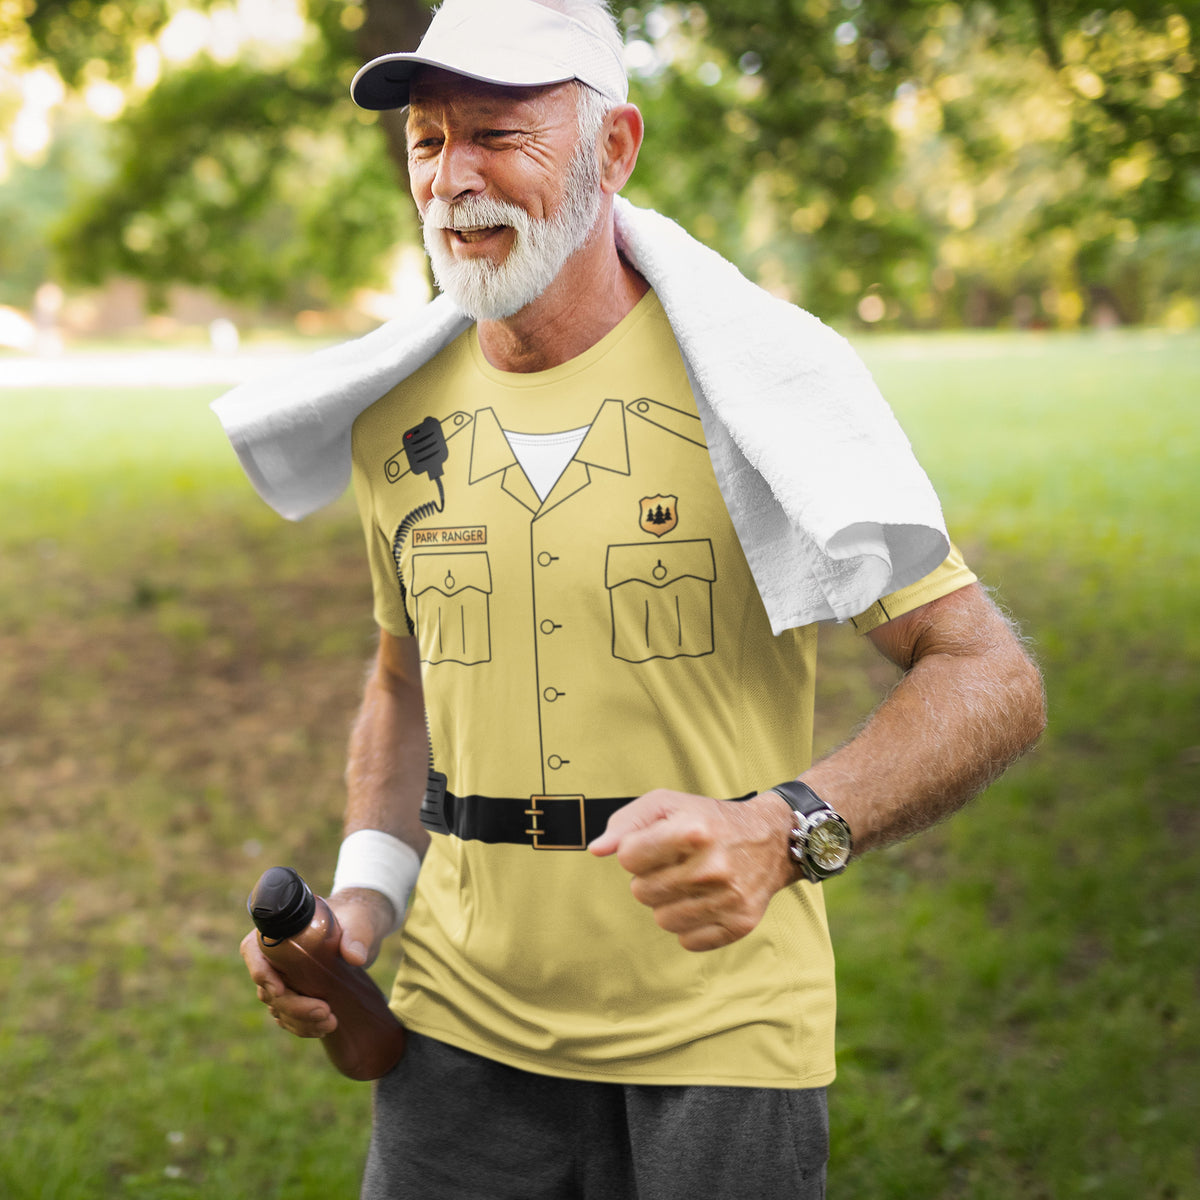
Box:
(229, 1, 1045, 1196)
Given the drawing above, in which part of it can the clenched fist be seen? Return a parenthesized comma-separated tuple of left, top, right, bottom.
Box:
(588, 789, 800, 951)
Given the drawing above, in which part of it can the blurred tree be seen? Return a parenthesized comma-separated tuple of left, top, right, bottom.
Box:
(18, 0, 176, 88)
(0, 114, 104, 306)
(891, 2, 1200, 326)
(5, 0, 435, 310)
(620, 1, 1199, 325)
(50, 55, 405, 310)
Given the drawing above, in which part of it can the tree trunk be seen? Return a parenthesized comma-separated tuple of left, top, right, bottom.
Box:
(357, 0, 433, 188)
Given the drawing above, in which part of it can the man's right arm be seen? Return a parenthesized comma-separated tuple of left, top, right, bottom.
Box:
(240, 630, 429, 1038)
(344, 630, 431, 864)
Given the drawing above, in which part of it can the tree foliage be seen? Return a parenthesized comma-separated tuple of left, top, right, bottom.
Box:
(7, 0, 434, 309)
(621, 1, 1199, 324)
(52, 58, 404, 307)
(19, 0, 176, 88)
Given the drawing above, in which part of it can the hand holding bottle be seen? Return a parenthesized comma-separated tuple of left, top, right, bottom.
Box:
(242, 888, 393, 1036)
(244, 867, 406, 1080)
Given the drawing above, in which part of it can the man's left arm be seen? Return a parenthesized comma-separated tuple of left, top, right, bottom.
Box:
(588, 583, 1046, 951)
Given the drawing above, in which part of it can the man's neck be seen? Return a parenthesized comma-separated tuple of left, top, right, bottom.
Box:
(474, 213, 649, 374)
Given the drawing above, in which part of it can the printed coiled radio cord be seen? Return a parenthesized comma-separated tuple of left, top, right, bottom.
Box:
(388, 417, 451, 826)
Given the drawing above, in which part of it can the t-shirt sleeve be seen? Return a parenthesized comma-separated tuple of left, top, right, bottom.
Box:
(351, 434, 414, 639)
(847, 542, 978, 635)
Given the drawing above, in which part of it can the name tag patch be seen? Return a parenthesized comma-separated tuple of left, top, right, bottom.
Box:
(413, 526, 488, 547)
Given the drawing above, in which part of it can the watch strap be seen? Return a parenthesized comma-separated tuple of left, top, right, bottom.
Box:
(768, 778, 829, 818)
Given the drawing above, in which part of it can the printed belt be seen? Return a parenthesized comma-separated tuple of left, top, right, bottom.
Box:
(420, 774, 755, 850)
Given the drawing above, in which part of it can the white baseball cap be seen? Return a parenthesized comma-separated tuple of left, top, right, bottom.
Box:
(351, 0, 629, 111)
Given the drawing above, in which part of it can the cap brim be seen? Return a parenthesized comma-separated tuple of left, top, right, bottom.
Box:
(351, 53, 575, 111)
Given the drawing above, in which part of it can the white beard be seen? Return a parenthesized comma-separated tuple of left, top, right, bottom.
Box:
(420, 137, 603, 322)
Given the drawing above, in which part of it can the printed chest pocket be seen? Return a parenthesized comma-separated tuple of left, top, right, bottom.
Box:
(411, 551, 493, 665)
(604, 540, 717, 663)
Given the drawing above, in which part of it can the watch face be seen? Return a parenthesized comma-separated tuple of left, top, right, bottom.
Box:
(808, 816, 852, 871)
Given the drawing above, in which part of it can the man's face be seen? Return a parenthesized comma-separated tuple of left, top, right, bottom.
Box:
(406, 70, 603, 320)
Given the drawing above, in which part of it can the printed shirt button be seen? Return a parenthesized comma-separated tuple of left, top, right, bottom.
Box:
(537, 552, 557, 567)
(540, 619, 561, 635)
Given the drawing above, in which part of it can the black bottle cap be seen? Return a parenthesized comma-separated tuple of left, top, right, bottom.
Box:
(247, 866, 316, 941)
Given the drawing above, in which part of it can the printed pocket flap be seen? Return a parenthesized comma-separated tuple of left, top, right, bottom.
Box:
(411, 551, 493, 598)
(605, 540, 716, 590)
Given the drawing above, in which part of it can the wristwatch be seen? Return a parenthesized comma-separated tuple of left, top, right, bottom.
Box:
(769, 780, 853, 883)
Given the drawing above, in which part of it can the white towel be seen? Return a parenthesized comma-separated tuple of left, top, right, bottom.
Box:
(211, 197, 949, 631)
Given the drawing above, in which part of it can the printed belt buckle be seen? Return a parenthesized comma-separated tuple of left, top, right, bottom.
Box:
(524, 795, 587, 850)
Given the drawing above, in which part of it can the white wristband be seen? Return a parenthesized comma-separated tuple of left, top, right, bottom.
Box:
(331, 829, 422, 933)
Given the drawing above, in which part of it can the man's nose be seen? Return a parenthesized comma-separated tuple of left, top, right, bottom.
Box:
(430, 141, 485, 203)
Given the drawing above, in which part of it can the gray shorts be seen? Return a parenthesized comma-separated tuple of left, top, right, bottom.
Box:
(362, 1032, 828, 1200)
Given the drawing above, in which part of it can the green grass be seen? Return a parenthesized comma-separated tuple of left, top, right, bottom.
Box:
(2, 329, 1198, 1198)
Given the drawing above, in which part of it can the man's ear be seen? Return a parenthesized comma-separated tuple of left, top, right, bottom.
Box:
(598, 104, 644, 195)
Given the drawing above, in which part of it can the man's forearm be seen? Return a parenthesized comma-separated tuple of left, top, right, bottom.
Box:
(343, 633, 431, 856)
(803, 587, 1046, 856)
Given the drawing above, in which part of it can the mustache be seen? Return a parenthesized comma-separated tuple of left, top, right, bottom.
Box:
(422, 195, 531, 232)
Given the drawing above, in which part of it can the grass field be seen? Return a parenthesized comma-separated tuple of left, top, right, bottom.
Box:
(1, 330, 1197, 1198)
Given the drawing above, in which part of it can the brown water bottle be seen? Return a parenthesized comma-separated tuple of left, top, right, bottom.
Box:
(247, 865, 406, 1081)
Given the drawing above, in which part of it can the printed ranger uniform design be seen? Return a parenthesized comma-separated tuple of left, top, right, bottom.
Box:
(350, 290, 976, 1087)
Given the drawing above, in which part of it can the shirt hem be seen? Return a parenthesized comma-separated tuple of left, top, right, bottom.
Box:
(397, 1017, 837, 1090)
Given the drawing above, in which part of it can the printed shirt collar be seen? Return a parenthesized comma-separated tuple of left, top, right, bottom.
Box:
(468, 399, 630, 485)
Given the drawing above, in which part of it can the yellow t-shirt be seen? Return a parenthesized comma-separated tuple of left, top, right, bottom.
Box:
(350, 290, 975, 1086)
